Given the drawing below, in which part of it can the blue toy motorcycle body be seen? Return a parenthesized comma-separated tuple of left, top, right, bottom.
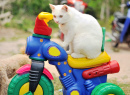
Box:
(8, 33, 124, 95)
(8, 12, 124, 95)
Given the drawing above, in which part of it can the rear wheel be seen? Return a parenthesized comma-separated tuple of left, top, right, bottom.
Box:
(91, 83, 125, 95)
(8, 73, 54, 95)
(111, 29, 120, 48)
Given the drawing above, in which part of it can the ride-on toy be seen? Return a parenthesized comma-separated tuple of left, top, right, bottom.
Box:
(8, 12, 125, 95)
(111, 1, 130, 48)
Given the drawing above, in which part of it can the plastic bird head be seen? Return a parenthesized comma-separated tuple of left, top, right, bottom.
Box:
(34, 12, 53, 36)
(38, 12, 53, 26)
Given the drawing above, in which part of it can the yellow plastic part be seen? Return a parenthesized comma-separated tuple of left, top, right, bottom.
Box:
(67, 51, 111, 69)
(48, 47, 61, 57)
(19, 82, 43, 95)
(38, 12, 53, 26)
(70, 90, 80, 95)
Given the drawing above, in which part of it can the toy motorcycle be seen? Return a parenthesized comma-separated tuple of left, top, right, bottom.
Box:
(8, 12, 125, 95)
(111, 1, 130, 48)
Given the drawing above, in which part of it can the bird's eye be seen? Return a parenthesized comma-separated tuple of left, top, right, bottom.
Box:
(59, 15, 63, 18)
(54, 15, 56, 18)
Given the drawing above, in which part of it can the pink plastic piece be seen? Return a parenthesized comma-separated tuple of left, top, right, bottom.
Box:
(16, 64, 31, 74)
(16, 64, 54, 80)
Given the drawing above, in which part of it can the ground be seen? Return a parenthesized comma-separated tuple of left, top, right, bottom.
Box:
(0, 27, 130, 94)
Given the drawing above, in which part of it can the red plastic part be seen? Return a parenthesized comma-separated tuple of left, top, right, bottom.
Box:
(16, 64, 54, 80)
(34, 17, 52, 36)
(82, 60, 120, 79)
(67, 0, 87, 8)
(60, 32, 64, 41)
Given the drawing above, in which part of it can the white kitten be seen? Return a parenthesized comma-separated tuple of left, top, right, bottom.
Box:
(49, 4, 103, 59)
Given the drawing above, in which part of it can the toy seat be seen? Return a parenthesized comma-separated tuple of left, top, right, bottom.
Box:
(67, 51, 111, 69)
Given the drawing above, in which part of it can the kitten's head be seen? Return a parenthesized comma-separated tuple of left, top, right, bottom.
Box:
(49, 4, 70, 24)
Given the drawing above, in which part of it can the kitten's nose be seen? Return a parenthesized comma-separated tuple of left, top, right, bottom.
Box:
(56, 21, 59, 23)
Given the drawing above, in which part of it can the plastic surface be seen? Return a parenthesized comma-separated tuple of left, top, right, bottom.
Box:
(29, 62, 44, 93)
(38, 12, 53, 21)
(23, 91, 34, 95)
(82, 60, 120, 79)
(120, 17, 130, 42)
(26, 35, 68, 61)
(101, 27, 106, 52)
(8, 12, 124, 95)
(127, 1, 130, 8)
(34, 12, 53, 36)
(8, 73, 54, 95)
(16, 64, 54, 80)
(49, 60, 107, 95)
(91, 83, 125, 95)
(67, 51, 111, 69)
(120, 5, 130, 42)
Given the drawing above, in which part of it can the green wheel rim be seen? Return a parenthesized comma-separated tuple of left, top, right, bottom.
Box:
(8, 73, 54, 95)
(91, 83, 125, 95)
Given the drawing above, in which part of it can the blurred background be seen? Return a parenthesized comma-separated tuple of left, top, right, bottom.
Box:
(0, 0, 130, 95)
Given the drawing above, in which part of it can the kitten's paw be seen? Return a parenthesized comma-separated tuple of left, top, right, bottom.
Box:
(60, 42, 68, 48)
(71, 53, 86, 58)
(66, 51, 72, 55)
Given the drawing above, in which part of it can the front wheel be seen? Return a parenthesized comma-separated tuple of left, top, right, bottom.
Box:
(91, 83, 125, 95)
(8, 73, 54, 95)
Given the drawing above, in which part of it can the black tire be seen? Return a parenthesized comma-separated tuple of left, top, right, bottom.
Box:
(111, 29, 120, 48)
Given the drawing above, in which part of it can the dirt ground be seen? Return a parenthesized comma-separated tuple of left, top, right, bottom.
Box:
(0, 27, 130, 84)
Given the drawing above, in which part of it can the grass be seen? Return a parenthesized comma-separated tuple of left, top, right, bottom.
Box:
(0, 28, 32, 42)
(52, 75, 130, 95)
(3, 14, 59, 39)
(98, 16, 114, 32)
(52, 75, 63, 95)
(4, 14, 35, 32)
(108, 79, 130, 95)
(4, 14, 58, 32)
(0, 37, 6, 42)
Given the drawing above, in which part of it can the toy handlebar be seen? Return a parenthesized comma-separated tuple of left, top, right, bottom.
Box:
(38, 12, 53, 26)
(38, 12, 53, 20)
(82, 60, 120, 79)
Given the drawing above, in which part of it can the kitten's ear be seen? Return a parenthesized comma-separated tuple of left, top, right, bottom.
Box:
(49, 4, 55, 10)
(62, 5, 68, 12)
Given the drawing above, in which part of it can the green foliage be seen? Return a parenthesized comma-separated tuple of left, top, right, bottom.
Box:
(6, 0, 58, 31)
(83, 0, 122, 18)
(11, 0, 53, 16)
(83, 0, 103, 18)
(84, 7, 97, 18)
(4, 14, 57, 32)
(4, 15, 35, 32)
(49, 20, 58, 28)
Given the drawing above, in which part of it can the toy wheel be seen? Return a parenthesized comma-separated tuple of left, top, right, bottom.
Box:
(91, 83, 125, 95)
(8, 73, 54, 95)
(111, 29, 120, 48)
(128, 42, 130, 48)
(111, 40, 119, 48)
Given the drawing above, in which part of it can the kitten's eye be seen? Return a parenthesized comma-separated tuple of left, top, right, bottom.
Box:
(59, 15, 63, 18)
(54, 15, 56, 18)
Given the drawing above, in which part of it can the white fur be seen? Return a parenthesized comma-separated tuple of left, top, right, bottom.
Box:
(50, 4, 103, 59)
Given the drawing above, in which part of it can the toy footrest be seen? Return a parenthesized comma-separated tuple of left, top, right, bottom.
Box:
(82, 60, 120, 79)
(67, 51, 111, 69)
